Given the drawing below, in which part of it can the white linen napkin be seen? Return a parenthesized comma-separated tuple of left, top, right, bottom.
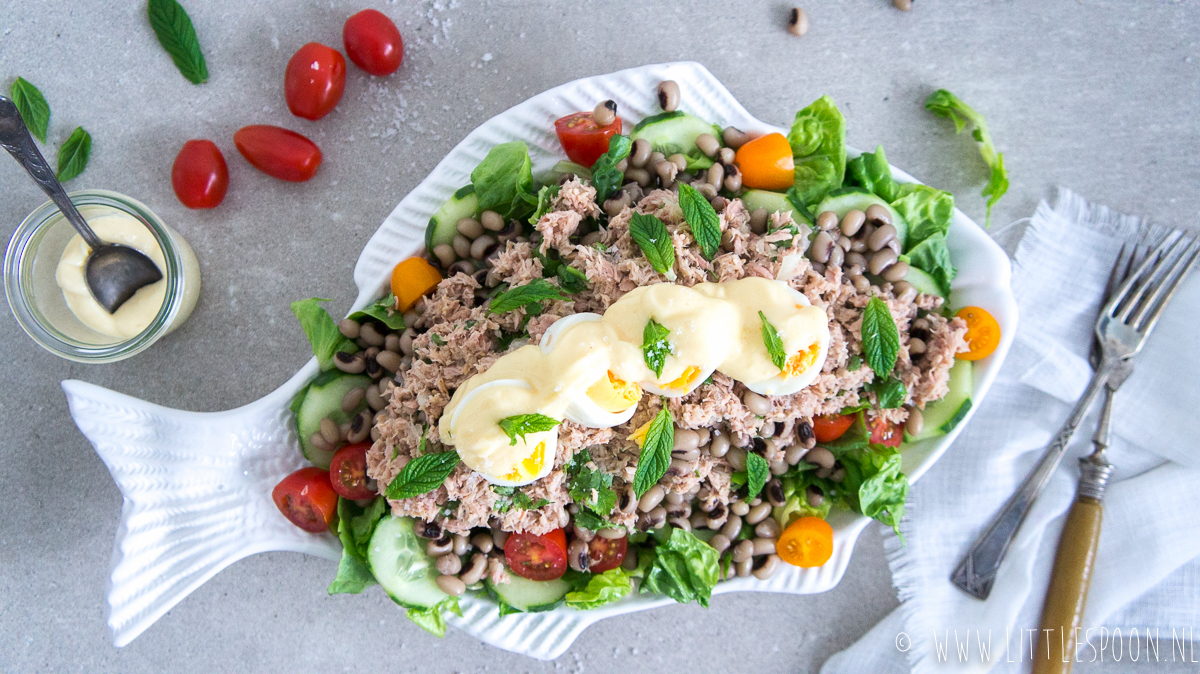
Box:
(821, 188, 1200, 673)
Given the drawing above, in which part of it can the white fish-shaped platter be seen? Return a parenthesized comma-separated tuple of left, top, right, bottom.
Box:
(63, 61, 1018, 660)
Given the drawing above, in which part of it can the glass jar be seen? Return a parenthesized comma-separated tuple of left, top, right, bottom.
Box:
(4, 190, 201, 363)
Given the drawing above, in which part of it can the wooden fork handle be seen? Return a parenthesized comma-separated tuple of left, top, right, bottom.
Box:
(1033, 496, 1104, 674)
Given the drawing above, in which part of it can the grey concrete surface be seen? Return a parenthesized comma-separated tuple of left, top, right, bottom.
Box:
(1, 1, 1197, 672)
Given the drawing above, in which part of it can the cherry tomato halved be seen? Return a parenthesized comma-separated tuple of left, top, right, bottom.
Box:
(777, 516, 834, 568)
(812, 413, 855, 443)
(285, 42, 346, 121)
(734, 132, 795, 191)
(390, 256, 443, 312)
(504, 529, 568, 581)
(955, 306, 1001, 361)
(329, 442, 375, 500)
(554, 112, 622, 168)
(233, 125, 322, 182)
(867, 416, 903, 448)
(343, 9, 404, 76)
(587, 535, 627, 573)
(272, 467, 338, 533)
(171, 140, 229, 209)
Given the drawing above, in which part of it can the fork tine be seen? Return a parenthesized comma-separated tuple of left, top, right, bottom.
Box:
(1091, 245, 1133, 367)
(1131, 236, 1199, 335)
(1124, 233, 1193, 326)
(1111, 230, 1184, 322)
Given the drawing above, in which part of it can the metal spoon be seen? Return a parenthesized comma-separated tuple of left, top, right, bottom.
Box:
(0, 96, 162, 314)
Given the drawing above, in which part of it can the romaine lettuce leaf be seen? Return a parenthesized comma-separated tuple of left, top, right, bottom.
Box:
(565, 568, 632, 610)
(925, 89, 1008, 227)
(891, 183, 954, 249)
(404, 596, 461, 637)
(348, 294, 405, 331)
(471, 141, 538, 221)
(905, 232, 957, 297)
(838, 445, 909, 539)
(640, 527, 719, 607)
(290, 298, 359, 370)
(847, 145, 900, 203)
(327, 497, 386, 595)
(528, 183, 561, 226)
(785, 95, 846, 207)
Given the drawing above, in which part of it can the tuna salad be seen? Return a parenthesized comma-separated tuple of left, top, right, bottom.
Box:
(276, 81, 1000, 636)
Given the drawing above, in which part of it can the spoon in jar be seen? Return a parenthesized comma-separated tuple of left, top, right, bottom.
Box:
(0, 96, 162, 313)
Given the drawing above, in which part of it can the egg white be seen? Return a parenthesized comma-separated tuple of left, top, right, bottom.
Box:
(446, 378, 557, 486)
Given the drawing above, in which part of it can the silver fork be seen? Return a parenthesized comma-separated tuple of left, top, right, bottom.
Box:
(952, 229, 1200, 600)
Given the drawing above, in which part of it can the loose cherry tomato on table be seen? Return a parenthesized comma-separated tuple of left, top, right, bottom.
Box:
(867, 415, 903, 447)
(329, 442, 375, 500)
(504, 529, 568, 581)
(554, 111, 622, 168)
(171, 139, 228, 209)
(233, 125, 322, 182)
(777, 516, 834, 567)
(812, 413, 855, 443)
(285, 42, 346, 120)
(390, 257, 443, 312)
(955, 306, 1001, 361)
(343, 9, 404, 76)
(272, 467, 338, 533)
(587, 535, 627, 573)
(735, 132, 795, 191)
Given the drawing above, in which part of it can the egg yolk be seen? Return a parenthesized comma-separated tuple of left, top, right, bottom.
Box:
(784, 343, 822, 378)
(586, 371, 643, 413)
(663, 365, 703, 391)
(628, 418, 652, 447)
(501, 440, 546, 482)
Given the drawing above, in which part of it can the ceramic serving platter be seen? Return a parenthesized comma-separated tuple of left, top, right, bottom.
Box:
(62, 61, 1017, 660)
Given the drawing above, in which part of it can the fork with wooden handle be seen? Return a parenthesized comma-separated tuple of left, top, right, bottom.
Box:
(1033, 234, 1200, 674)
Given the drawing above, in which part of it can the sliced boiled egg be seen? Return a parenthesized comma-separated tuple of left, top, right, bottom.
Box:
(442, 378, 557, 487)
(640, 364, 716, 398)
(539, 312, 603, 354)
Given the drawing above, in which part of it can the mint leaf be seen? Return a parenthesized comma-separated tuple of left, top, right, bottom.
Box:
(590, 134, 632, 204)
(758, 311, 787, 372)
(629, 213, 675, 274)
(925, 89, 1008, 227)
(556, 264, 589, 293)
(55, 126, 91, 182)
(348, 293, 405, 331)
(676, 183, 721, 260)
(10, 77, 50, 143)
(566, 449, 617, 517)
(147, 0, 209, 84)
(513, 492, 551, 510)
(632, 407, 675, 497)
(641, 318, 671, 378)
(385, 450, 460, 499)
(864, 375, 907, 409)
(847, 355, 862, 371)
(498, 413, 560, 446)
(861, 297, 899, 377)
(290, 298, 359, 370)
(745, 452, 769, 500)
(488, 278, 568, 314)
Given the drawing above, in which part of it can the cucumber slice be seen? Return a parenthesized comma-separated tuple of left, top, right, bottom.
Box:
(814, 187, 909, 249)
(631, 111, 720, 156)
(425, 184, 478, 251)
(486, 572, 571, 613)
(911, 358, 972, 441)
(903, 266, 945, 298)
(739, 189, 814, 226)
(368, 515, 449, 610)
(296, 372, 371, 468)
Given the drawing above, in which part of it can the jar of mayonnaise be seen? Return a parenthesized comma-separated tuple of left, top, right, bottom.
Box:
(4, 190, 201, 362)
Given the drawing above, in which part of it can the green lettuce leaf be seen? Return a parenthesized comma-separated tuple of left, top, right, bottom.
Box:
(890, 183, 954, 250)
(839, 445, 909, 539)
(404, 597, 461, 637)
(348, 294, 404, 331)
(328, 497, 385, 595)
(640, 527, 719, 607)
(327, 549, 376, 595)
(925, 89, 1008, 227)
(590, 134, 633, 205)
(290, 298, 359, 370)
(528, 183, 562, 226)
(905, 233, 957, 297)
(847, 145, 900, 203)
(471, 141, 538, 221)
(566, 568, 632, 610)
(785, 95, 846, 207)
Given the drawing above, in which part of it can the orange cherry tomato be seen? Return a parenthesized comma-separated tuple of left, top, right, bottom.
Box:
(812, 414, 855, 443)
(734, 132, 795, 190)
(777, 516, 834, 567)
(955, 306, 1001, 361)
(272, 467, 338, 533)
(390, 257, 443, 312)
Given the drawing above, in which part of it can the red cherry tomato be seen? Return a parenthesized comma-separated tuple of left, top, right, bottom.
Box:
(587, 535, 627, 573)
(329, 442, 375, 500)
(272, 467, 338, 533)
(233, 125, 322, 182)
(285, 42, 346, 120)
(171, 140, 228, 209)
(812, 414, 855, 443)
(554, 112, 623, 168)
(343, 9, 404, 76)
(868, 416, 903, 448)
(504, 529, 568, 581)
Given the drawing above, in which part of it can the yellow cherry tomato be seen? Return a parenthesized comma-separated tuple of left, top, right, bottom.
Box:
(390, 256, 443, 312)
(955, 306, 1001, 361)
(776, 516, 834, 568)
(734, 132, 795, 190)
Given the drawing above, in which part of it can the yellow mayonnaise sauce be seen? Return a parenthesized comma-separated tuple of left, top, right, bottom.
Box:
(439, 277, 830, 486)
